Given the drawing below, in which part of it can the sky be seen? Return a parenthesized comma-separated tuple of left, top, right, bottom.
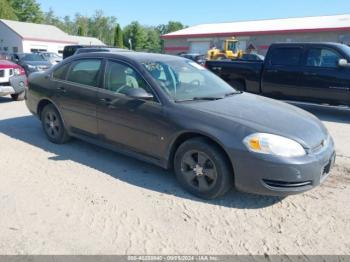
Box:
(36, 0, 350, 27)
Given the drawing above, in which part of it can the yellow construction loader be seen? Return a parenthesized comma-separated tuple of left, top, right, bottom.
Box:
(207, 37, 244, 60)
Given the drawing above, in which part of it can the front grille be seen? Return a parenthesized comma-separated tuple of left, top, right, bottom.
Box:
(0, 70, 4, 77)
(263, 179, 313, 189)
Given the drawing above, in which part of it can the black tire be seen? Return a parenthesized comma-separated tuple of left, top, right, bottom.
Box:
(11, 91, 25, 101)
(41, 104, 70, 144)
(230, 80, 245, 91)
(174, 137, 234, 199)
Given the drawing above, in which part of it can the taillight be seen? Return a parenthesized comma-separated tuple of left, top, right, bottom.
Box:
(14, 67, 26, 76)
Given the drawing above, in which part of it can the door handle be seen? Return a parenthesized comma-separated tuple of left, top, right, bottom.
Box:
(56, 86, 66, 93)
(100, 98, 116, 108)
(266, 69, 279, 73)
(303, 72, 318, 76)
(100, 98, 111, 104)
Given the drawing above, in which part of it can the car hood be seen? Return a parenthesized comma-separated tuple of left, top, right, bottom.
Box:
(183, 93, 328, 149)
(0, 59, 19, 69)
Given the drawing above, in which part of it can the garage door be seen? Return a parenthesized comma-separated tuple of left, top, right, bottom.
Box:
(190, 42, 210, 55)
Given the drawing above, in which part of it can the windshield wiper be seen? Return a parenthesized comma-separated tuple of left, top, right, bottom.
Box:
(193, 96, 224, 101)
(175, 96, 223, 103)
(224, 91, 243, 97)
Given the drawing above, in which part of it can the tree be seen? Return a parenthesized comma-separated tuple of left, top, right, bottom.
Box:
(156, 21, 186, 35)
(74, 14, 89, 36)
(88, 10, 117, 46)
(144, 26, 161, 53)
(123, 21, 147, 51)
(8, 0, 44, 23)
(0, 0, 17, 20)
(114, 24, 123, 48)
(156, 21, 186, 52)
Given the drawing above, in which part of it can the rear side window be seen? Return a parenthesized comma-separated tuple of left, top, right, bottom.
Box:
(52, 63, 70, 80)
(269, 47, 302, 66)
(67, 59, 102, 87)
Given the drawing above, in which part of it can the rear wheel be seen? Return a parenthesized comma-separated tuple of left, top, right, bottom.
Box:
(174, 138, 234, 199)
(41, 104, 70, 144)
(11, 91, 25, 101)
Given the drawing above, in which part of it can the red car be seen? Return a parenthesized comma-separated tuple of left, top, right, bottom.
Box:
(0, 60, 27, 101)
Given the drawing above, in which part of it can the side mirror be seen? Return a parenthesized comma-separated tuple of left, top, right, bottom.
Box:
(338, 58, 350, 67)
(124, 88, 154, 100)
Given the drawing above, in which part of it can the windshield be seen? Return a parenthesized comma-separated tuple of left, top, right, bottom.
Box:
(21, 54, 46, 61)
(142, 59, 237, 102)
(43, 53, 61, 58)
(227, 41, 238, 53)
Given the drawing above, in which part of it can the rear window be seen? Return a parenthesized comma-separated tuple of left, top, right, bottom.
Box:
(53, 63, 70, 80)
(269, 47, 302, 66)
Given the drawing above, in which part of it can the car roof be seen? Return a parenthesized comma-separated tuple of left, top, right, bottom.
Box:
(77, 47, 129, 52)
(270, 42, 346, 48)
(72, 51, 187, 63)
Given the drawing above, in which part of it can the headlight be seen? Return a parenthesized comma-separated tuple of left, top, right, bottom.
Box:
(27, 65, 36, 70)
(243, 133, 306, 157)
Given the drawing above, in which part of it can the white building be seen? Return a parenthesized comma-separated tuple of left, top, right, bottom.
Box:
(0, 19, 105, 55)
(162, 14, 350, 55)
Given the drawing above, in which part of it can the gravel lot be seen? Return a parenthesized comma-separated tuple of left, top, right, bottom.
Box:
(0, 97, 349, 255)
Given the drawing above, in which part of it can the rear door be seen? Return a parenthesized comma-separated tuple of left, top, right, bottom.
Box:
(262, 46, 304, 99)
(52, 58, 102, 136)
(298, 46, 350, 105)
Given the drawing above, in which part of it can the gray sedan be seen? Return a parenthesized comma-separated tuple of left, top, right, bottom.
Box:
(25, 52, 335, 199)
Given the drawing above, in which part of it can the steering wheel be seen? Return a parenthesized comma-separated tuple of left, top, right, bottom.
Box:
(157, 80, 173, 96)
(116, 85, 132, 94)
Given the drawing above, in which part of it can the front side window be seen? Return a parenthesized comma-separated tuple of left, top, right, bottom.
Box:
(143, 59, 236, 102)
(104, 61, 153, 95)
(67, 59, 101, 87)
(306, 48, 341, 68)
(270, 47, 302, 66)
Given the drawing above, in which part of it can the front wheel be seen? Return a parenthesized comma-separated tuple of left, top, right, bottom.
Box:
(11, 91, 25, 101)
(41, 104, 70, 144)
(174, 138, 234, 199)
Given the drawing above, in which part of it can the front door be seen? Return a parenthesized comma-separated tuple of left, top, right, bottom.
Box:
(299, 47, 350, 105)
(97, 60, 168, 159)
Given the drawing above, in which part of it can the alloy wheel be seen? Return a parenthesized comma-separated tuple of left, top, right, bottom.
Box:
(180, 150, 218, 192)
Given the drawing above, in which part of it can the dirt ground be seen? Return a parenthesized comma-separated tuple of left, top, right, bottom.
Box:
(0, 97, 349, 255)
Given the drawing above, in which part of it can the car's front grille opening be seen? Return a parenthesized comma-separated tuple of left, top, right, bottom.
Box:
(263, 179, 313, 189)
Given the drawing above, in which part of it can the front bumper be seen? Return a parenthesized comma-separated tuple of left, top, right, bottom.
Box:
(0, 84, 15, 96)
(230, 138, 336, 196)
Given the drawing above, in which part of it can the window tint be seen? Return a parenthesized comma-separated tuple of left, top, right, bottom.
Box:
(270, 47, 302, 66)
(53, 63, 70, 80)
(105, 61, 153, 96)
(67, 59, 101, 86)
(306, 48, 341, 68)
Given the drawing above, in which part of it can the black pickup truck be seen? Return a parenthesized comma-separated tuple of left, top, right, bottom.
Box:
(206, 43, 350, 106)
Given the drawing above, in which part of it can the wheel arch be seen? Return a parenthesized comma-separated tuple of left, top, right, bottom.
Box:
(37, 98, 67, 129)
(166, 131, 234, 175)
